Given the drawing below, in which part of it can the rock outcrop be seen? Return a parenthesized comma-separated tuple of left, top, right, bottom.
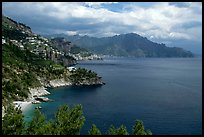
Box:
(28, 86, 50, 100)
(47, 78, 72, 88)
(74, 78, 105, 86)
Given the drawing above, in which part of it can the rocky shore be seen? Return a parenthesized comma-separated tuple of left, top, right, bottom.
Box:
(10, 86, 51, 113)
(74, 79, 105, 86)
(29, 87, 50, 99)
(10, 80, 59, 113)
(47, 78, 72, 88)
(3, 75, 105, 118)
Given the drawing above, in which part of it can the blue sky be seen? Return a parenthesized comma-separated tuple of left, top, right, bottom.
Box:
(2, 2, 202, 54)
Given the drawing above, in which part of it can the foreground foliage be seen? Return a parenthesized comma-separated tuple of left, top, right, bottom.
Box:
(2, 105, 25, 135)
(2, 104, 152, 135)
(88, 124, 102, 135)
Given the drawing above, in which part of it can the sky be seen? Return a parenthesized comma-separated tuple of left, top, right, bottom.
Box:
(2, 2, 202, 54)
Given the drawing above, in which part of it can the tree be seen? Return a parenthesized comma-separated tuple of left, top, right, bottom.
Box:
(26, 109, 47, 135)
(39, 120, 56, 135)
(146, 129, 153, 135)
(108, 125, 129, 135)
(132, 120, 152, 135)
(2, 103, 152, 135)
(53, 104, 85, 135)
(88, 124, 101, 135)
(2, 104, 25, 135)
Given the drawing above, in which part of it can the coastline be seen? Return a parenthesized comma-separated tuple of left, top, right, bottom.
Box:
(3, 75, 104, 118)
(13, 101, 32, 112)
(12, 78, 73, 113)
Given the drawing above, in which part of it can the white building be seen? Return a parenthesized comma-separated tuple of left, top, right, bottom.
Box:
(19, 45, 24, 50)
(26, 37, 34, 40)
(67, 66, 77, 71)
(29, 39, 35, 42)
(2, 39, 6, 44)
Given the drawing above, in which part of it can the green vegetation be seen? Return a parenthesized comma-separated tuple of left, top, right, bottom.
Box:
(50, 37, 91, 58)
(26, 109, 48, 135)
(88, 124, 102, 135)
(2, 104, 152, 135)
(70, 45, 88, 54)
(58, 33, 194, 57)
(70, 68, 99, 85)
(133, 120, 153, 135)
(2, 16, 28, 40)
(2, 104, 25, 135)
(25, 104, 85, 135)
(108, 125, 129, 135)
(53, 104, 85, 135)
(2, 14, 103, 106)
(2, 43, 70, 105)
(2, 42, 101, 105)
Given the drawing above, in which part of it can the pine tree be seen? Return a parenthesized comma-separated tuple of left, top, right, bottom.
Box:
(26, 109, 47, 135)
(2, 104, 25, 135)
(88, 124, 101, 135)
(54, 104, 85, 135)
(108, 125, 129, 135)
(132, 120, 152, 135)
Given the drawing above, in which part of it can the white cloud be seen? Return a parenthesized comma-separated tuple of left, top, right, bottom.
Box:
(65, 31, 78, 36)
(84, 2, 118, 8)
(2, 2, 202, 42)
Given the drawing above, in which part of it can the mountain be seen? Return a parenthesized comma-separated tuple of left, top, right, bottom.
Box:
(50, 37, 102, 60)
(2, 15, 104, 105)
(2, 15, 72, 104)
(2, 15, 77, 66)
(45, 33, 194, 57)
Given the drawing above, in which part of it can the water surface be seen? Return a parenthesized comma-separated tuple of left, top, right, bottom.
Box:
(24, 57, 202, 135)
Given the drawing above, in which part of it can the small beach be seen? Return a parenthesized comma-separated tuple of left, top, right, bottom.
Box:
(13, 101, 32, 112)
(11, 82, 71, 113)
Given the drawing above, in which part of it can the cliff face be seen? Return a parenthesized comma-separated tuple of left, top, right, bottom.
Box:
(73, 77, 105, 86)
(29, 87, 50, 100)
(47, 78, 72, 88)
(50, 37, 102, 61)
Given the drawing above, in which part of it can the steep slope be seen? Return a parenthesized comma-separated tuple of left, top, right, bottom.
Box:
(47, 33, 194, 57)
(2, 15, 104, 106)
(2, 42, 70, 104)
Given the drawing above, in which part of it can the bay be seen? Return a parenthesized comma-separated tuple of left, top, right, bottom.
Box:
(24, 57, 202, 135)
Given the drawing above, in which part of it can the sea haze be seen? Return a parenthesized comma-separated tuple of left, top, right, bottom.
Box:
(24, 57, 202, 135)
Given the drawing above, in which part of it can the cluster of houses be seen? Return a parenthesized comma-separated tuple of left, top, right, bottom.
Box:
(10, 39, 25, 50)
(26, 36, 78, 66)
(67, 66, 77, 71)
(2, 29, 102, 67)
(25, 36, 49, 46)
(70, 52, 102, 61)
(2, 34, 74, 66)
(24, 36, 66, 60)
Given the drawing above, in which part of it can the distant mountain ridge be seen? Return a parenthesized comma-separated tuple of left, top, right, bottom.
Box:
(44, 33, 194, 57)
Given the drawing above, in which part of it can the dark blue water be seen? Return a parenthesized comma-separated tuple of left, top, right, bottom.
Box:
(24, 57, 202, 135)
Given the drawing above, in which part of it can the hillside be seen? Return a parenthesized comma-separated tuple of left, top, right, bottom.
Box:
(50, 37, 102, 60)
(2, 15, 104, 106)
(45, 33, 194, 57)
(2, 42, 69, 104)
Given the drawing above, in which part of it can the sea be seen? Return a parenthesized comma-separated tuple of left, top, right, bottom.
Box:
(23, 57, 202, 135)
